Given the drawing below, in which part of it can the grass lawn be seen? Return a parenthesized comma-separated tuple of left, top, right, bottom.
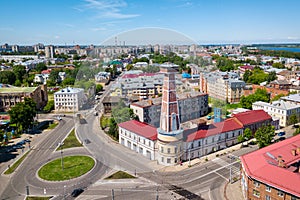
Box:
(26, 196, 52, 200)
(48, 93, 54, 101)
(105, 171, 136, 180)
(47, 122, 58, 129)
(4, 150, 30, 174)
(38, 155, 95, 181)
(59, 129, 83, 150)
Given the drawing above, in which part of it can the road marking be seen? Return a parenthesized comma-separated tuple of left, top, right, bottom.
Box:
(214, 171, 228, 181)
(181, 160, 240, 184)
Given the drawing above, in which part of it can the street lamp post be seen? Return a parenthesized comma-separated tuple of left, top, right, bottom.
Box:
(58, 142, 64, 170)
(188, 148, 191, 167)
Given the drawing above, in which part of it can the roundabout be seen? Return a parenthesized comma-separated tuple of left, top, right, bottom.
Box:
(38, 155, 95, 181)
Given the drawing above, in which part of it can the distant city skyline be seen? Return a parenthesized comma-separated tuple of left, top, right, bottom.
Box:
(1, 0, 300, 45)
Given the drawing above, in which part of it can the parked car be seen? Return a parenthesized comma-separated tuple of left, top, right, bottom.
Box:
(277, 131, 285, 136)
(17, 140, 26, 145)
(24, 139, 31, 143)
(13, 144, 24, 149)
(71, 188, 84, 197)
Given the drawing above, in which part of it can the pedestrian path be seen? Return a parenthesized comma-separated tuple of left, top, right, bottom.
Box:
(212, 157, 240, 174)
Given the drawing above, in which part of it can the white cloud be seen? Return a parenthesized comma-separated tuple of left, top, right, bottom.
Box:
(76, 0, 139, 19)
(287, 36, 299, 40)
(91, 27, 107, 31)
(54, 35, 60, 39)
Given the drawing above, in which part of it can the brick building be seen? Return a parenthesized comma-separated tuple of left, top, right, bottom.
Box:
(240, 134, 300, 200)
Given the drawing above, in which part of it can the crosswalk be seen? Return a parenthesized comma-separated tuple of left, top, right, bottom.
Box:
(212, 157, 240, 175)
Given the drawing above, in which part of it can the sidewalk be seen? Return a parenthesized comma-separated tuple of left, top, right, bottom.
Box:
(224, 180, 244, 200)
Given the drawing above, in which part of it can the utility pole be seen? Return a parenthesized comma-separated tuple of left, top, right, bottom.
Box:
(112, 189, 115, 200)
(156, 187, 159, 200)
(58, 142, 64, 170)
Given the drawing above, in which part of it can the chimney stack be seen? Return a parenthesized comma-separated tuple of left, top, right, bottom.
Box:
(292, 149, 297, 156)
(297, 147, 300, 154)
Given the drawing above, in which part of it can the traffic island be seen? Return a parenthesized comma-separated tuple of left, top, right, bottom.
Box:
(26, 196, 52, 200)
(38, 155, 95, 181)
(105, 171, 136, 179)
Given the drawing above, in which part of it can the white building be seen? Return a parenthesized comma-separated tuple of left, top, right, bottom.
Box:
(54, 87, 86, 112)
(252, 100, 300, 127)
(118, 120, 157, 160)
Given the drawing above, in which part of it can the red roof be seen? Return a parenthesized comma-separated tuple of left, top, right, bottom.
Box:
(233, 110, 271, 125)
(239, 65, 254, 71)
(121, 73, 156, 79)
(41, 69, 51, 74)
(186, 118, 243, 142)
(118, 120, 157, 141)
(241, 134, 300, 197)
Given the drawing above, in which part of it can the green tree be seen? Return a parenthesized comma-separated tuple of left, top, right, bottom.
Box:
(49, 70, 59, 83)
(0, 71, 16, 85)
(255, 125, 275, 148)
(108, 118, 118, 139)
(43, 100, 54, 113)
(289, 114, 298, 126)
(13, 65, 26, 83)
(272, 62, 285, 69)
(8, 98, 37, 133)
(267, 71, 277, 83)
(96, 84, 103, 93)
(243, 70, 252, 82)
(35, 63, 47, 73)
(126, 64, 134, 71)
(238, 128, 253, 143)
(62, 77, 75, 86)
(240, 88, 270, 109)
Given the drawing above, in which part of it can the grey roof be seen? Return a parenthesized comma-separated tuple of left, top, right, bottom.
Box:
(281, 93, 300, 103)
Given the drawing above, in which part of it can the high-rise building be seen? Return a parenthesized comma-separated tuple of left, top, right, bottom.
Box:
(157, 66, 183, 166)
(45, 45, 54, 59)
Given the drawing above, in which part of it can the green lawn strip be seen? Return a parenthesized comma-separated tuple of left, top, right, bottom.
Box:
(47, 122, 58, 129)
(26, 196, 52, 200)
(105, 171, 136, 179)
(4, 150, 30, 174)
(38, 155, 94, 181)
(59, 129, 82, 150)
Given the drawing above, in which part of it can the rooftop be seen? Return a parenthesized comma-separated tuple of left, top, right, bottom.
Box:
(118, 120, 157, 141)
(0, 86, 37, 93)
(241, 134, 300, 197)
(185, 118, 243, 142)
(55, 87, 84, 94)
(253, 100, 300, 110)
(233, 110, 272, 126)
(281, 93, 300, 103)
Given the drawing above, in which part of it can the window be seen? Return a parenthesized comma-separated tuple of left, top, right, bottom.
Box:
(265, 185, 271, 192)
(198, 141, 201, 147)
(291, 196, 299, 200)
(167, 158, 171, 163)
(277, 190, 284, 197)
(167, 148, 170, 153)
(265, 195, 271, 200)
(253, 180, 260, 187)
(253, 189, 260, 198)
(174, 147, 177, 153)
(161, 157, 164, 162)
(161, 146, 164, 153)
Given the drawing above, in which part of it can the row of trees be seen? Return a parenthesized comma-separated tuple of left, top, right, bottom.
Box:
(243, 68, 276, 84)
(238, 126, 275, 149)
(240, 88, 270, 109)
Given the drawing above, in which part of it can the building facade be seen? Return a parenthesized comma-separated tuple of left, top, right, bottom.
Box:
(240, 134, 300, 200)
(0, 85, 48, 111)
(253, 100, 300, 127)
(200, 72, 245, 103)
(130, 92, 209, 128)
(54, 87, 86, 112)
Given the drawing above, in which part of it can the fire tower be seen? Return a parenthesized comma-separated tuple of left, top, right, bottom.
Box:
(157, 65, 183, 166)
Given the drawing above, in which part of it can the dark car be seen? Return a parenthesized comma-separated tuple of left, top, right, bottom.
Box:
(277, 131, 285, 136)
(17, 140, 26, 145)
(71, 188, 84, 197)
(24, 139, 31, 143)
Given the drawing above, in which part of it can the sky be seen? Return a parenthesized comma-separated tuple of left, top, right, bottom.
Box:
(1, 0, 300, 45)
